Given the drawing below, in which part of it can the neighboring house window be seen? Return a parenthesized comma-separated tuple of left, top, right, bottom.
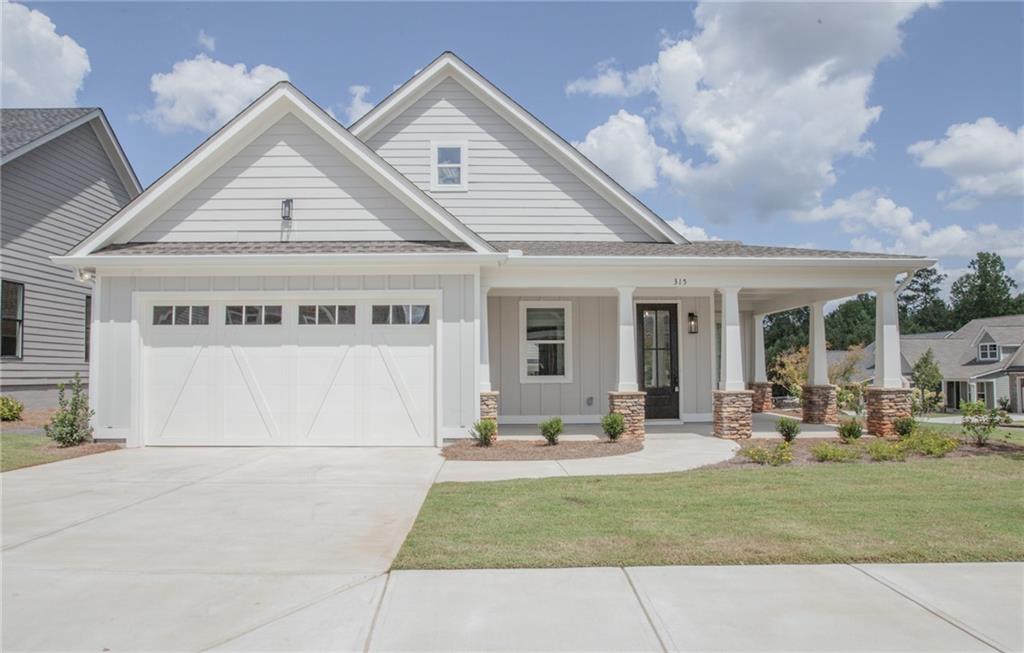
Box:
(1, 280, 25, 359)
(225, 305, 282, 325)
(154, 305, 210, 326)
(976, 382, 987, 404)
(299, 305, 356, 325)
(371, 304, 431, 325)
(431, 142, 468, 191)
(978, 343, 999, 361)
(520, 300, 572, 383)
(84, 296, 91, 362)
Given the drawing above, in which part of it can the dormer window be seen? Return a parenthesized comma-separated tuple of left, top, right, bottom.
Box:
(431, 142, 468, 191)
(978, 343, 999, 361)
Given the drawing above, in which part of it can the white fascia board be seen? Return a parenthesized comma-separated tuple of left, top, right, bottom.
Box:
(53, 252, 504, 272)
(499, 254, 935, 269)
(350, 52, 684, 245)
(68, 83, 492, 257)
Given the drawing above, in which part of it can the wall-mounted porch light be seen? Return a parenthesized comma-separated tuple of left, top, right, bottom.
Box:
(688, 312, 698, 334)
(281, 198, 293, 221)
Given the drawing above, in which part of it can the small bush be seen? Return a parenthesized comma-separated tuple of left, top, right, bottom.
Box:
(470, 419, 497, 447)
(775, 417, 801, 442)
(867, 439, 907, 462)
(811, 442, 861, 463)
(0, 395, 24, 422)
(539, 417, 563, 445)
(45, 373, 94, 447)
(892, 416, 916, 439)
(741, 441, 793, 466)
(837, 419, 863, 443)
(960, 400, 1002, 446)
(601, 412, 626, 441)
(902, 428, 959, 457)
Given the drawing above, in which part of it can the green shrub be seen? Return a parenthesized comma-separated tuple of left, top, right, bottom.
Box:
(867, 439, 907, 462)
(470, 419, 497, 447)
(600, 412, 626, 441)
(539, 417, 563, 445)
(837, 419, 863, 443)
(45, 373, 93, 447)
(740, 441, 793, 466)
(811, 442, 861, 463)
(775, 417, 801, 442)
(902, 428, 959, 457)
(0, 395, 24, 422)
(961, 400, 1002, 446)
(892, 416, 916, 439)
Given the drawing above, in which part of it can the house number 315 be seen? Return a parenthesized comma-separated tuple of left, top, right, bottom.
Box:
(673, 278, 688, 286)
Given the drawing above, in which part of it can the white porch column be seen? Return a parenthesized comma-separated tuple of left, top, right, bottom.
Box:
(753, 313, 768, 384)
(616, 286, 638, 392)
(479, 285, 491, 391)
(874, 287, 902, 388)
(719, 287, 745, 391)
(808, 301, 829, 385)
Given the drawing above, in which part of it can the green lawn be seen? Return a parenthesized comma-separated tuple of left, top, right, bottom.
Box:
(394, 456, 1024, 570)
(0, 432, 119, 472)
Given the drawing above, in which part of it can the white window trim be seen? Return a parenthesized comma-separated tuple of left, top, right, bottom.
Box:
(430, 140, 469, 192)
(519, 300, 572, 384)
(978, 343, 999, 361)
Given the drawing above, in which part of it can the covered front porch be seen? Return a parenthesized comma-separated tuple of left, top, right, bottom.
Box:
(478, 256, 919, 440)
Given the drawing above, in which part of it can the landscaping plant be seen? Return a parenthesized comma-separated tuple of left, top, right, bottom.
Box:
(774, 417, 801, 442)
(45, 373, 94, 447)
(0, 395, 24, 422)
(600, 412, 626, 441)
(960, 401, 1002, 446)
(740, 441, 793, 466)
(539, 417, 563, 445)
(470, 419, 497, 447)
(892, 416, 916, 439)
(811, 442, 861, 463)
(837, 418, 863, 443)
(866, 440, 907, 462)
(901, 428, 959, 457)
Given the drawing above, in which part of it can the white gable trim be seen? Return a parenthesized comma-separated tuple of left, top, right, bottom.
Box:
(69, 83, 492, 257)
(350, 52, 685, 245)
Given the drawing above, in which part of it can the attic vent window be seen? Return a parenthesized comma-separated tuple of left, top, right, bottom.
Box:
(431, 142, 468, 191)
(978, 343, 998, 361)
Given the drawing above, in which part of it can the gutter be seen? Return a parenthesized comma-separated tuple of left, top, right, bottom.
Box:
(498, 254, 936, 269)
(52, 252, 506, 270)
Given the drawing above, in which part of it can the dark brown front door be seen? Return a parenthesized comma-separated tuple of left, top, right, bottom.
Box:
(636, 304, 679, 419)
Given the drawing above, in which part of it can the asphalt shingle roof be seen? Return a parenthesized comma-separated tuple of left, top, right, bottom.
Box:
(95, 241, 476, 255)
(1, 108, 97, 158)
(490, 240, 923, 259)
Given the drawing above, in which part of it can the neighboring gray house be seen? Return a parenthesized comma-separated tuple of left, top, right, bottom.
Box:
(1, 108, 141, 406)
(829, 314, 1024, 412)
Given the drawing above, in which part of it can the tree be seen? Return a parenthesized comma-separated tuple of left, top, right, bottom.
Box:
(824, 294, 875, 349)
(899, 268, 952, 334)
(949, 253, 1020, 327)
(763, 307, 808, 373)
(911, 348, 943, 394)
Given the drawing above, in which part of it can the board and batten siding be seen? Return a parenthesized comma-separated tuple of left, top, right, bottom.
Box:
(92, 273, 477, 440)
(130, 114, 444, 243)
(0, 122, 133, 388)
(368, 78, 654, 242)
(488, 295, 714, 418)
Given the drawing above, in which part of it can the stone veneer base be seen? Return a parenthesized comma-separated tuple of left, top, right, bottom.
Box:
(608, 391, 646, 441)
(865, 388, 912, 438)
(802, 384, 839, 424)
(480, 391, 499, 438)
(750, 382, 774, 413)
(713, 390, 754, 439)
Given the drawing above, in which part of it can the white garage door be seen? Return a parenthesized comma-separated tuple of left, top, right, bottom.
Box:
(142, 299, 435, 446)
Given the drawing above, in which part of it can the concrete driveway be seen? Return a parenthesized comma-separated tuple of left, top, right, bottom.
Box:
(1, 446, 443, 652)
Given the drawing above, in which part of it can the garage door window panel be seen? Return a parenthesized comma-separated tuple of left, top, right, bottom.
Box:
(153, 305, 210, 326)
(299, 304, 356, 325)
(373, 304, 431, 325)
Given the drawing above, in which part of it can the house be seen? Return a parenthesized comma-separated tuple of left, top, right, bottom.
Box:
(1, 108, 141, 407)
(55, 52, 933, 446)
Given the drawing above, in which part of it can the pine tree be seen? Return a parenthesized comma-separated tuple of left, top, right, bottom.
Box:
(949, 253, 1020, 328)
(899, 267, 952, 334)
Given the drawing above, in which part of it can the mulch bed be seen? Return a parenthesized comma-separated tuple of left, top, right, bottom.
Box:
(2, 409, 57, 431)
(706, 436, 1024, 469)
(38, 441, 122, 460)
(442, 438, 643, 461)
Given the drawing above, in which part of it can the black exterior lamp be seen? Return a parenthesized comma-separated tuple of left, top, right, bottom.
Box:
(281, 198, 293, 221)
(688, 312, 698, 334)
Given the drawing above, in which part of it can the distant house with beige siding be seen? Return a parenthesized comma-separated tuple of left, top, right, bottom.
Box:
(1, 108, 140, 407)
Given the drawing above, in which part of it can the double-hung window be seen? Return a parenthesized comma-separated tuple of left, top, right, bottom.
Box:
(978, 343, 998, 361)
(1, 280, 24, 359)
(520, 300, 571, 383)
(430, 142, 468, 191)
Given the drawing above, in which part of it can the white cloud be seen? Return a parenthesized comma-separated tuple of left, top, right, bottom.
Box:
(794, 189, 1024, 260)
(1, 2, 90, 107)
(667, 217, 720, 241)
(908, 117, 1024, 208)
(197, 29, 216, 52)
(343, 85, 374, 125)
(573, 110, 668, 193)
(567, 2, 930, 221)
(142, 54, 288, 132)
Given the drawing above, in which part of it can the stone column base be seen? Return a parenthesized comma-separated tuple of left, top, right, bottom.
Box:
(750, 382, 774, 413)
(865, 388, 912, 438)
(802, 384, 838, 424)
(608, 391, 646, 441)
(480, 391, 499, 437)
(713, 390, 754, 439)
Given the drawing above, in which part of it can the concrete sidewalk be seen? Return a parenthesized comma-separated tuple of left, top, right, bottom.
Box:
(216, 562, 1022, 652)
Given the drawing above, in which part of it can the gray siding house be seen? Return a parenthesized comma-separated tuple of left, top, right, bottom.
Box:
(1, 108, 140, 406)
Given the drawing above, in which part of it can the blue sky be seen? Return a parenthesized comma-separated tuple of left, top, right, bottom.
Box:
(5, 2, 1023, 290)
